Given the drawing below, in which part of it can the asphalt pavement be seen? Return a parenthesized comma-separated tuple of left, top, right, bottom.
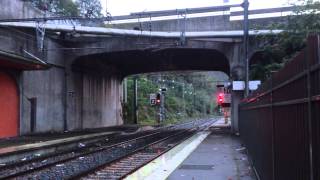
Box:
(168, 132, 256, 180)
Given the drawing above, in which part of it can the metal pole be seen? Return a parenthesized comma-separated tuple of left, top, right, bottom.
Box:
(105, 0, 108, 15)
(182, 84, 185, 114)
(123, 79, 127, 103)
(158, 75, 162, 124)
(133, 77, 138, 124)
(193, 86, 196, 116)
(243, 0, 250, 97)
(160, 92, 165, 123)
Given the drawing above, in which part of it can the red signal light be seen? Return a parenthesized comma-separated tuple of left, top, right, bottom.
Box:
(156, 93, 161, 105)
(217, 93, 224, 104)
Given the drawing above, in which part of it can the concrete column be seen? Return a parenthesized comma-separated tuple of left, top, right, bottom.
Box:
(228, 43, 245, 134)
(65, 57, 83, 131)
(231, 91, 243, 134)
(81, 75, 123, 128)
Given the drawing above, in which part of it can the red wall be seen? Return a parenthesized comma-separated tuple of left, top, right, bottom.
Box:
(0, 71, 18, 138)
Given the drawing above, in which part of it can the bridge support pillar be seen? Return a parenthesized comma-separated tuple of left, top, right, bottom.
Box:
(231, 91, 243, 134)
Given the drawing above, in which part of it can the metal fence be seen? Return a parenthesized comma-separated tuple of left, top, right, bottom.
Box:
(239, 35, 320, 180)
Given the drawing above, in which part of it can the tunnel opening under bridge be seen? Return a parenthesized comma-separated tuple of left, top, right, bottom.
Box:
(121, 71, 230, 126)
(72, 48, 232, 129)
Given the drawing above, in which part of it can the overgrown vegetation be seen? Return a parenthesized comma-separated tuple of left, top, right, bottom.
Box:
(28, 0, 103, 17)
(250, 0, 320, 81)
(123, 72, 225, 125)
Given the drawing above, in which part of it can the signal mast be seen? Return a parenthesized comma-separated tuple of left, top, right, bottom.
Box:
(216, 82, 231, 124)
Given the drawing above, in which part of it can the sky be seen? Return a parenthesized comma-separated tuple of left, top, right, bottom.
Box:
(100, 0, 292, 16)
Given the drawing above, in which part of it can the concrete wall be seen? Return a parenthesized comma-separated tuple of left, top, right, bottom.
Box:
(66, 69, 123, 130)
(0, 0, 124, 135)
(19, 32, 68, 134)
(113, 15, 235, 31)
(21, 68, 66, 133)
(231, 91, 243, 133)
(82, 74, 123, 128)
(0, 0, 43, 19)
(66, 70, 83, 130)
(0, 0, 68, 134)
(20, 46, 124, 133)
(112, 15, 286, 32)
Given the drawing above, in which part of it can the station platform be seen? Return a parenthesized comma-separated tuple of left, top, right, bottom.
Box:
(168, 133, 255, 180)
(0, 125, 141, 160)
(0, 125, 140, 148)
(126, 118, 256, 180)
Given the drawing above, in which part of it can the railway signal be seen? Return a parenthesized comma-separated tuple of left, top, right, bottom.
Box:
(156, 93, 161, 105)
(150, 93, 162, 106)
(150, 93, 156, 105)
(217, 93, 224, 105)
(150, 88, 166, 123)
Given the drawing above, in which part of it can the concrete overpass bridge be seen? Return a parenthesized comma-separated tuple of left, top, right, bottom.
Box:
(0, 0, 288, 137)
(1, 1, 319, 179)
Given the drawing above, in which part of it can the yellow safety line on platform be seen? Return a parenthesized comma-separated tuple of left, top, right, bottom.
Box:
(0, 132, 114, 155)
(124, 131, 211, 180)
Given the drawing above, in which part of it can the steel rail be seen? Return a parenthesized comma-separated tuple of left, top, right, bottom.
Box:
(0, 130, 163, 179)
(74, 129, 195, 179)
(119, 131, 196, 179)
(77, 118, 216, 179)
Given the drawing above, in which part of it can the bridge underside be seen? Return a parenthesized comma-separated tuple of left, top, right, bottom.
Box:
(66, 47, 232, 130)
(0, 0, 291, 136)
(73, 48, 230, 78)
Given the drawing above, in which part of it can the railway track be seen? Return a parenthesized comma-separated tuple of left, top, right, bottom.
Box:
(79, 129, 196, 180)
(0, 118, 215, 180)
(0, 130, 163, 179)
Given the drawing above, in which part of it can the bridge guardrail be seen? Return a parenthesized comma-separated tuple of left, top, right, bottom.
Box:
(239, 35, 320, 180)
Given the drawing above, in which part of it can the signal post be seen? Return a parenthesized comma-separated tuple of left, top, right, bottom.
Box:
(150, 88, 166, 124)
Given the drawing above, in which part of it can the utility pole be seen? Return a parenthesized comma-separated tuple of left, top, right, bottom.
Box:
(159, 91, 165, 123)
(123, 79, 127, 103)
(193, 86, 196, 116)
(242, 0, 250, 97)
(106, 0, 108, 15)
(133, 77, 138, 124)
(182, 83, 186, 114)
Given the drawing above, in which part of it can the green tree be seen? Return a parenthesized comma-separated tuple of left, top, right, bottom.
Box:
(251, 0, 320, 81)
(28, 0, 79, 16)
(75, 0, 103, 18)
(58, 0, 78, 16)
(123, 72, 221, 125)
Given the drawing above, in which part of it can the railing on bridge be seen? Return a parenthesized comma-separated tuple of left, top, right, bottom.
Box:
(239, 35, 320, 180)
